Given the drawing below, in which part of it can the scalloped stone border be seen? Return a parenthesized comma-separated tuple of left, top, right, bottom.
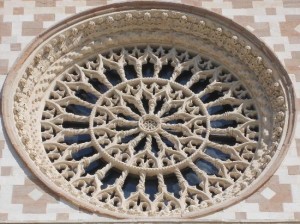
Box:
(1, 2, 296, 220)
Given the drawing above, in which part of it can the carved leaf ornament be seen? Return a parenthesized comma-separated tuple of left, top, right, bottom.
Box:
(2, 2, 295, 219)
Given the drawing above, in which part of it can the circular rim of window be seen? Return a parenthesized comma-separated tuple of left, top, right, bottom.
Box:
(2, 2, 296, 219)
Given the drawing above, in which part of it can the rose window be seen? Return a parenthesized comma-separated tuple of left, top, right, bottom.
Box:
(42, 47, 259, 208)
(3, 2, 295, 219)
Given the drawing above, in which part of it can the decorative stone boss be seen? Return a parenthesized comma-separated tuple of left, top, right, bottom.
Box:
(2, 2, 295, 220)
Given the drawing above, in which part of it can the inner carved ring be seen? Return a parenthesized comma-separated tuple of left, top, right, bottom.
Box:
(90, 78, 209, 174)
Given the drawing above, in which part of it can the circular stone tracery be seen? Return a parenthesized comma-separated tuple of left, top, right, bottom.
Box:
(42, 45, 260, 203)
(2, 2, 295, 219)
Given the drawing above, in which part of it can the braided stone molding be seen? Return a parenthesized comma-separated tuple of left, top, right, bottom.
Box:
(2, 2, 295, 219)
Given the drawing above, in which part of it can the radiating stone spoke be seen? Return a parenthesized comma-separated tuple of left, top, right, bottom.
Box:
(161, 123, 194, 137)
(53, 95, 94, 110)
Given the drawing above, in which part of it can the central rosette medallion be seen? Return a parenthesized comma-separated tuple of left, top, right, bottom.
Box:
(139, 115, 161, 134)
